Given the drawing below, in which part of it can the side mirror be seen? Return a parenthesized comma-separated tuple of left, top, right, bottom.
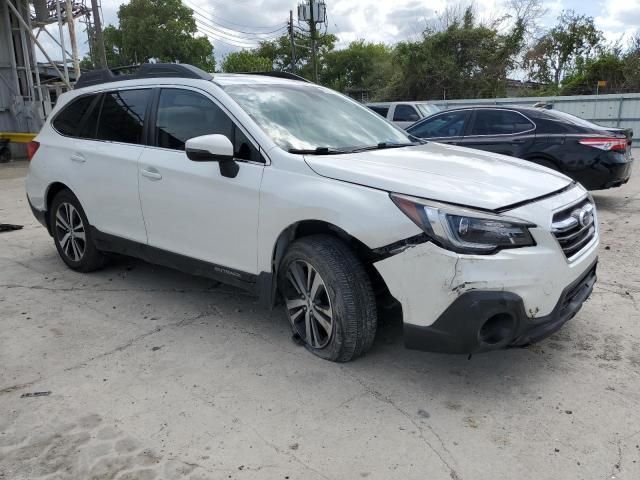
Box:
(185, 134, 239, 178)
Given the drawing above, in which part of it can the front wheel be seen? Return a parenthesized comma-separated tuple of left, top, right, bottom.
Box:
(278, 235, 377, 362)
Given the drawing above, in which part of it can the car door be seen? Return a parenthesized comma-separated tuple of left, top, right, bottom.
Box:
(406, 110, 470, 144)
(137, 87, 264, 275)
(67, 89, 150, 243)
(392, 104, 421, 128)
(458, 109, 536, 157)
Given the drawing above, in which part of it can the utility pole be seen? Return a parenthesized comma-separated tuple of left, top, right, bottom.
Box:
(297, 0, 325, 82)
(90, 0, 108, 68)
(55, 0, 70, 84)
(66, 0, 81, 79)
(289, 10, 296, 73)
(309, 0, 317, 83)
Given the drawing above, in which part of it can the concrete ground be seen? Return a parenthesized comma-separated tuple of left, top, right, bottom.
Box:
(0, 159, 639, 480)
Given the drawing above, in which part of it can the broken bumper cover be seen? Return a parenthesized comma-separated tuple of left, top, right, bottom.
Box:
(374, 222, 599, 354)
(403, 261, 597, 354)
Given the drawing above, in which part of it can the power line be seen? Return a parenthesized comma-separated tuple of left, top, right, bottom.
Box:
(195, 22, 282, 49)
(195, 21, 283, 47)
(194, 16, 285, 44)
(184, 0, 285, 32)
(197, 31, 257, 50)
(195, 25, 261, 48)
(190, 7, 287, 38)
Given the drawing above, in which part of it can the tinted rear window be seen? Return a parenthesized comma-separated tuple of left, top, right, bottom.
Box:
(470, 110, 534, 135)
(78, 95, 101, 139)
(53, 95, 96, 136)
(96, 89, 150, 144)
(535, 109, 603, 129)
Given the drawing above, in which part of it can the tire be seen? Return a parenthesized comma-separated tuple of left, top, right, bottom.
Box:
(49, 190, 106, 272)
(278, 234, 377, 362)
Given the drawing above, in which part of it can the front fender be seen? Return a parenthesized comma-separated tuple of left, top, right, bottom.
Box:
(256, 166, 421, 273)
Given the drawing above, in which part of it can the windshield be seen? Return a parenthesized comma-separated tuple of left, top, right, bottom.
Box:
(416, 104, 440, 117)
(222, 83, 413, 151)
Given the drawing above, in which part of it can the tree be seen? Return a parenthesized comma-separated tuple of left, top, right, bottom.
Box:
(221, 51, 272, 73)
(320, 40, 393, 98)
(524, 10, 602, 87)
(252, 32, 337, 80)
(622, 33, 640, 92)
(82, 0, 215, 71)
(382, 6, 525, 100)
(561, 48, 626, 94)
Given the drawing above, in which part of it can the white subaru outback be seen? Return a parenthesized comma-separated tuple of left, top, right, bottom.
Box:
(26, 64, 598, 362)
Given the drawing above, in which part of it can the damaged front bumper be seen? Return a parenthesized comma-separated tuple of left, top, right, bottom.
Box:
(374, 230, 599, 354)
(402, 261, 596, 353)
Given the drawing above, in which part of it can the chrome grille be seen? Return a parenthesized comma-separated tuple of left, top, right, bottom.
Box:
(551, 197, 596, 259)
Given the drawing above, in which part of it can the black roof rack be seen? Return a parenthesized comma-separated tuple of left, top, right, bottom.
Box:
(75, 63, 213, 89)
(240, 71, 311, 83)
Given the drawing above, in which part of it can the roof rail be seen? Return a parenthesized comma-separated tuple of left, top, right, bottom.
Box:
(75, 63, 213, 89)
(241, 71, 311, 83)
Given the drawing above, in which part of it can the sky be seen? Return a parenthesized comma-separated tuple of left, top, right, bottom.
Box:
(36, 0, 640, 68)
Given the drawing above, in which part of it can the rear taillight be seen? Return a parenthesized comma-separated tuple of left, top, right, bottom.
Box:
(579, 137, 627, 152)
(26, 141, 40, 160)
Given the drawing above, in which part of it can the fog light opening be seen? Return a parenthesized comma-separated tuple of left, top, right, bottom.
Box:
(479, 313, 515, 345)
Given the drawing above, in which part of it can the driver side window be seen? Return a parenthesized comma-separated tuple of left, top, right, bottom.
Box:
(409, 111, 468, 138)
(155, 88, 261, 162)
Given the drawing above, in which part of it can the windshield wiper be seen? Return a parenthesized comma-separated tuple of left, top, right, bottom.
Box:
(288, 147, 345, 155)
(346, 142, 419, 153)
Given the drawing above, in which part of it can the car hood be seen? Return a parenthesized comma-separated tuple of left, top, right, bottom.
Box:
(304, 142, 573, 210)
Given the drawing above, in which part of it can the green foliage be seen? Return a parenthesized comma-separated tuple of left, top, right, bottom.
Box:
(253, 33, 337, 80)
(561, 51, 625, 94)
(221, 51, 272, 73)
(382, 7, 526, 100)
(320, 40, 393, 98)
(559, 36, 640, 95)
(83, 0, 215, 71)
(524, 10, 602, 86)
(78, 0, 640, 99)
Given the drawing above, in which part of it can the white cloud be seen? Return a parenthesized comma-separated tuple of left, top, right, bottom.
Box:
(595, 0, 640, 43)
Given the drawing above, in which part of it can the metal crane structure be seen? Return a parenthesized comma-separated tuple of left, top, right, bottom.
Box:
(1, 0, 98, 158)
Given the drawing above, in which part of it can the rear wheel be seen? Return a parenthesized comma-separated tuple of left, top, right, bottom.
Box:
(278, 235, 377, 362)
(50, 190, 106, 272)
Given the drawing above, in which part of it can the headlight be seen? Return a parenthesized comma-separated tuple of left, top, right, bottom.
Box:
(390, 193, 536, 254)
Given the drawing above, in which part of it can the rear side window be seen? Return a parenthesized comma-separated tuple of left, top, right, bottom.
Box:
(96, 89, 150, 144)
(52, 95, 96, 136)
(470, 110, 534, 136)
(78, 95, 101, 139)
(368, 106, 389, 117)
(393, 104, 420, 122)
(408, 111, 468, 138)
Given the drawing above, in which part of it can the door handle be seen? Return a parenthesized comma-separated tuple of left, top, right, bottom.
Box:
(141, 168, 162, 180)
(70, 153, 85, 163)
(512, 139, 526, 144)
